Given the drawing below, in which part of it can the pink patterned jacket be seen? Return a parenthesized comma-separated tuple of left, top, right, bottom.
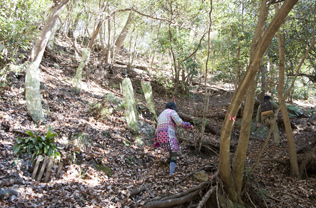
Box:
(154, 109, 191, 152)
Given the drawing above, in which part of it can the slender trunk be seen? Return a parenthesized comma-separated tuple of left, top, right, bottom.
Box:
(168, 24, 178, 96)
(26, 0, 69, 122)
(150, 23, 161, 70)
(223, 0, 269, 200)
(72, 9, 83, 32)
(88, 21, 102, 50)
(199, 0, 212, 154)
(100, 22, 106, 54)
(111, 13, 116, 65)
(115, 11, 134, 49)
(232, 78, 256, 202)
(130, 33, 138, 68)
(235, 2, 244, 89)
(65, 2, 74, 37)
(275, 3, 300, 178)
(260, 66, 266, 101)
(128, 28, 135, 69)
(105, 10, 111, 64)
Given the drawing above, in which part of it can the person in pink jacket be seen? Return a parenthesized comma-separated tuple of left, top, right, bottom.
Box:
(154, 102, 193, 175)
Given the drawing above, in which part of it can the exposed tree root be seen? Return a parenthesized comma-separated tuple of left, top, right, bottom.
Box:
(143, 170, 220, 208)
(0, 178, 24, 187)
(249, 158, 288, 164)
(299, 146, 316, 177)
(196, 185, 216, 208)
(296, 138, 316, 153)
(144, 189, 200, 208)
(143, 182, 209, 208)
(129, 183, 152, 197)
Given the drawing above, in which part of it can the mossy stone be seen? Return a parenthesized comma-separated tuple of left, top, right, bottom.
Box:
(95, 165, 112, 176)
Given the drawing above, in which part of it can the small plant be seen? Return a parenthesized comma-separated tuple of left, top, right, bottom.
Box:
(89, 101, 112, 119)
(13, 126, 61, 160)
(105, 92, 121, 104)
(113, 84, 120, 90)
(243, 168, 252, 177)
(286, 104, 303, 117)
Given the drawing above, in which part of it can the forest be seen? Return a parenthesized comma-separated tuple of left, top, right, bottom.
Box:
(0, 0, 316, 207)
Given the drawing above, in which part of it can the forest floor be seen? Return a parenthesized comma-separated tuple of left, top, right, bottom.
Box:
(0, 37, 316, 208)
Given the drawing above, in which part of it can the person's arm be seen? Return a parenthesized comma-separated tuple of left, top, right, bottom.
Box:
(256, 105, 261, 127)
(171, 111, 191, 129)
(271, 101, 279, 110)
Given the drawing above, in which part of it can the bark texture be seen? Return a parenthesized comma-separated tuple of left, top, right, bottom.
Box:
(114, 11, 134, 49)
(276, 3, 299, 178)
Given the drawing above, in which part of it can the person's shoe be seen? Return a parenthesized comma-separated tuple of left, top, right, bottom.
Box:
(169, 162, 176, 175)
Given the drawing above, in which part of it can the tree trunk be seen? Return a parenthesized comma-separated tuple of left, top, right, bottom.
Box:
(99, 22, 106, 55)
(72, 9, 83, 33)
(235, 2, 244, 90)
(105, 9, 111, 64)
(110, 13, 116, 65)
(199, 1, 212, 154)
(150, 23, 161, 70)
(114, 11, 134, 49)
(219, 0, 298, 202)
(276, 3, 299, 178)
(128, 28, 135, 69)
(259, 66, 266, 101)
(224, 0, 269, 201)
(88, 21, 102, 50)
(26, 0, 69, 123)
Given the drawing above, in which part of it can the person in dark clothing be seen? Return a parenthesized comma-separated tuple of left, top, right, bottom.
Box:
(256, 95, 280, 146)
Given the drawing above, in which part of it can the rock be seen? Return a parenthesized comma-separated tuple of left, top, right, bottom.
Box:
(139, 120, 155, 139)
(0, 189, 18, 200)
(134, 136, 145, 147)
(95, 165, 112, 176)
(193, 171, 209, 182)
(53, 63, 60, 69)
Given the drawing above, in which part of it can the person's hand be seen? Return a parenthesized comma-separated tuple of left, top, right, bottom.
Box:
(191, 125, 194, 130)
(257, 123, 260, 128)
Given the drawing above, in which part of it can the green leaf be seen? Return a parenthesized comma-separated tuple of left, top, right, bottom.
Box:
(13, 157, 19, 166)
(48, 148, 53, 157)
(46, 131, 52, 138)
(25, 138, 30, 143)
(17, 137, 24, 144)
(44, 145, 48, 154)
(13, 143, 21, 154)
(26, 131, 34, 138)
(124, 140, 131, 146)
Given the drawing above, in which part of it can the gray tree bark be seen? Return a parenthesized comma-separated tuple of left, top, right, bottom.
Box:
(26, 0, 69, 122)
(114, 11, 134, 49)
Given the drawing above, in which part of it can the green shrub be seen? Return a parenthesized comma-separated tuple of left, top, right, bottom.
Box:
(12, 126, 61, 160)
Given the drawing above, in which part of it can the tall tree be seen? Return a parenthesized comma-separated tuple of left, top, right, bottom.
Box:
(26, 0, 70, 122)
(232, 0, 269, 202)
(219, 0, 298, 203)
(114, 11, 134, 50)
(275, 3, 300, 178)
